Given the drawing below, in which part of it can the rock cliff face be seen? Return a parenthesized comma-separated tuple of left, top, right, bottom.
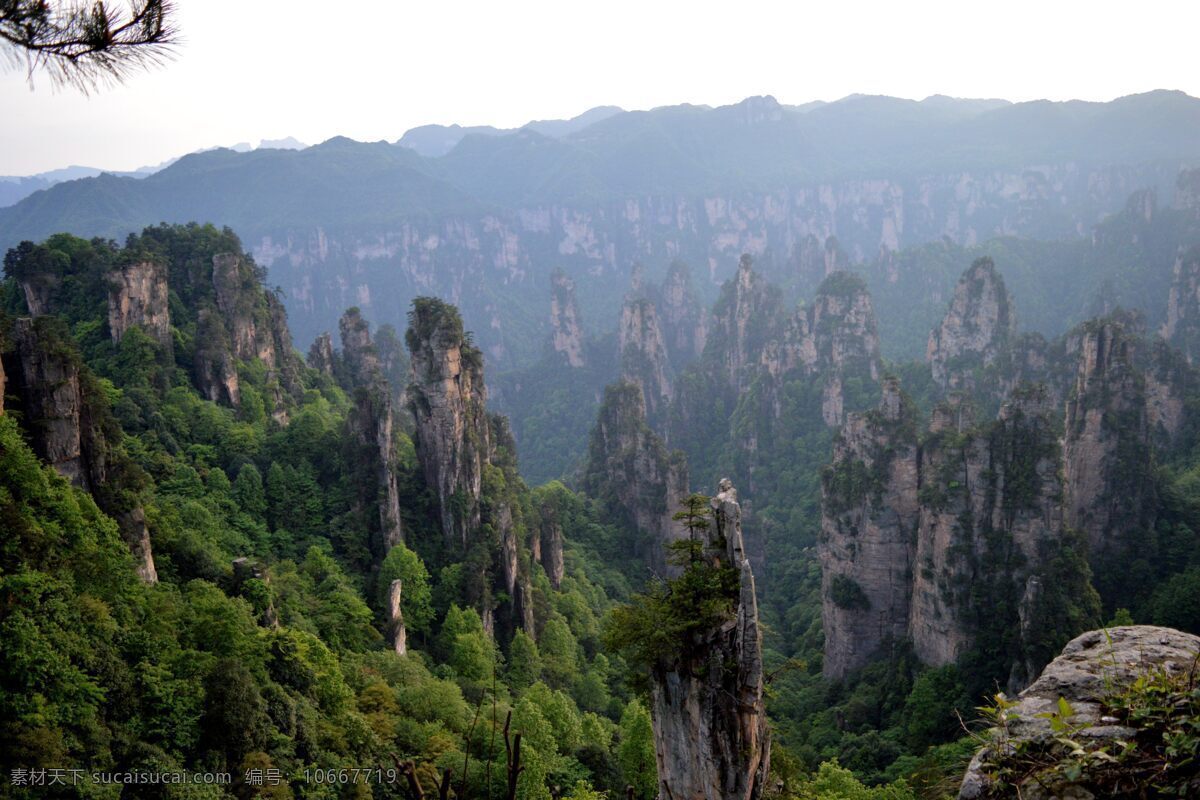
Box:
(1160, 245, 1200, 364)
(407, 299, 489, 548)
(19, 271, 60, 317)
(208, 252, 303, 421)
(1062, 319, 1157, 591)
(106, 260, 171, 349)
(189, 252, 304, 421)
(583, 382, 689, 573)
(753, 270, 882, 427)
(650, 480, 770, 800)
(658, 260, 707, 367)
(8, 317, 158, 583)
(619, 297, 673, 422)
(707, 255, 781, 392)
(804, 272, 882, 426)
(194, 309, 241, 406)
(927, 257, 1016, 391)
(821, 378, 1095, 683)
(307, 331, 336, 375)
(406, 299, 534, 637)
(339, 309, 405, 553)
(387, 580, 407, 656)
(12, 318, 86, 485)
(910, 386, 1072, 687)
(535, 499, 566, 589)
(549, 269, 586, 368)
(820, 378, 919, 677)
(959, 626, 1200, 800)
(229, 158, 1182, 368)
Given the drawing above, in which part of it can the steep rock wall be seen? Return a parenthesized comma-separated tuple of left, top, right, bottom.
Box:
(407, 299, 489, 548)
(927, 257, 1015, 391)
(582, 381, 689, 574)
(650, 480, 770, 800)
(549, 268, 586, 367)
(106, 260, 171, 349)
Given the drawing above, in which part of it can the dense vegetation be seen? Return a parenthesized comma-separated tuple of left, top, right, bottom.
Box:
(5, 205, 1200, 800)
(0, 225, 657, 799)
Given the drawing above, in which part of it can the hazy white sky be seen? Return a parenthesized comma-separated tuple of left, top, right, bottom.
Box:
(2, 0, 1197, 175)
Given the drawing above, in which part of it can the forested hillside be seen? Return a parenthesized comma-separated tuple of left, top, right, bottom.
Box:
(0, 225, 660, 799)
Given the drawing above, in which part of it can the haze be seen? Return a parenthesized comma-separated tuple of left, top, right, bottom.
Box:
(2, 0, 1198, 175)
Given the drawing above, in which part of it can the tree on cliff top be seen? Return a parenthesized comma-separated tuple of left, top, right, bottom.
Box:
(1, 0, 176, 91)
(602, 496, 738, 685)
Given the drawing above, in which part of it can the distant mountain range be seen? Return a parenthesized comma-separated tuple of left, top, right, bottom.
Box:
(396, 105, 624, 157)
(0, 137, 310, 208)
(2, 90, 1198, 367)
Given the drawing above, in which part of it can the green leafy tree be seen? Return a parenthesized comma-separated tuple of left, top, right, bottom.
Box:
(200, 658, 268, 770)
(793, 760, 915, 800)
(617, 700, 656, 800)
(378, 543, 434, 634)
(539, 617, 580, 688)
(232, 463, 266, 519)
(508, 629, 543, 691)
(671, 492, 711, 559)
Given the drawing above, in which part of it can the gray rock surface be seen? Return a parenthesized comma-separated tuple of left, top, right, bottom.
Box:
(959, 626, 1200, 799)
(106, 260, 171, 349)
(650, 480, 770, 800)
(927, 257, 1015, 391)
(550, 268, 586, 368)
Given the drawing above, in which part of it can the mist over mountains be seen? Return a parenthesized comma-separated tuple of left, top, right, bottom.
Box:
(2, 90, 1198, 369)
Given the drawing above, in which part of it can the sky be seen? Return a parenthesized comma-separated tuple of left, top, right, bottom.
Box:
(2, 0, 1199, 175)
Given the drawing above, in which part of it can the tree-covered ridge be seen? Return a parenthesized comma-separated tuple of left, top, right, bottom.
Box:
(0, 224, 656, 799)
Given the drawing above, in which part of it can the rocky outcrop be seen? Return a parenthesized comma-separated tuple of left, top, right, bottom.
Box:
(388, 580, 408, 656)
(910, 386, 1076, 686)
(340, 309, 404, 552)
(406, 299, 535, 638)
(821, 378, 1097, 682)
(756, 271, 882, 427)
(959, 626, 1200, 799)
(118, 507, 158, 584)
(491, 495, 535, 637)
(927, 257, 1015, 391)
(12, 318, 86, 485)
(407, 298, 489, 548)
(340, 307, 382, 384)
(106, 261, 171, 349)
(549, 269, 586, 367)
(650, 479, 770, 800)
(1062, 320, 1156, 582)
(804, 272, 882, 426)
(213, 252, 270, 364)
(658, 260, 707, 367)
(209, 252, 303, 419)
(619, 297, 673, 422)
(1160, 245, 1200, 364)
(582, 381, 689, 573)
(820, 378, 919, 677)
(19, 271, 60, 317)
(307, 331, 336, 375)
(194, 309, 241, 406)
(707, 254, 781, 392)
(535, 501, 566, 589)
(9, 317, 157, 583)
